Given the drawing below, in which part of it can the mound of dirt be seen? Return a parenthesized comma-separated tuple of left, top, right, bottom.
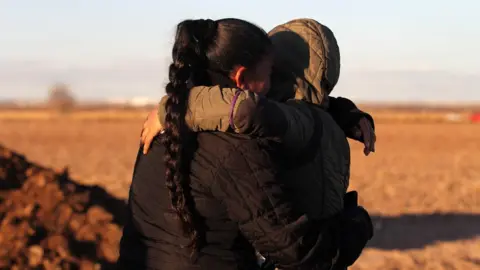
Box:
(0, 145, 126, 270)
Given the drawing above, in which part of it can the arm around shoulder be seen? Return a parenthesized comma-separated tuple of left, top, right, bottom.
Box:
(327, 96, 375, 142)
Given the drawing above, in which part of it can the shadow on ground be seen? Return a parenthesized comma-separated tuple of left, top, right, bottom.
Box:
(369, 213, 480, 250)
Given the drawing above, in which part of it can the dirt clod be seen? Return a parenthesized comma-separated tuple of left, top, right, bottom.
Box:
(28, 245, 43, 267)
(0, 145, 126, 269)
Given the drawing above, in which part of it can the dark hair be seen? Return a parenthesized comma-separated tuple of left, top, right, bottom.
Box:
(162, 18, 271, 254)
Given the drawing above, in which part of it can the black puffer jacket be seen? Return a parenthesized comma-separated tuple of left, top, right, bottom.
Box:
(119, 130, 343, 270)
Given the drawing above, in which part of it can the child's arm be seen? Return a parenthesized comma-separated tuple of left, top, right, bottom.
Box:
(148, 87, 374, 155)
(153, 85, 315, 153)
(327, 97, 376, 154)
(156, 86, 260, 133)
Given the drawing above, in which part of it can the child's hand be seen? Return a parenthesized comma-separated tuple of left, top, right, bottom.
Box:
(140, 108, 163, 154)
(358, 117, 376, 156)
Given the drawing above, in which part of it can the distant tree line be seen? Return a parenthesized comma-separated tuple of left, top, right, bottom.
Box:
(47, 83, 76, 112)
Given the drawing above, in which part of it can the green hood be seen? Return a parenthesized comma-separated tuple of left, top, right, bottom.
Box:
(268, 18, 341, 104)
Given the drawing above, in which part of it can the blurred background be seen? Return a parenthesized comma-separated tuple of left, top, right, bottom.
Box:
(0, 1, 479, 269)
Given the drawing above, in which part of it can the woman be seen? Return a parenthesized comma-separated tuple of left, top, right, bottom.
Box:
(119, 18, 372, 270)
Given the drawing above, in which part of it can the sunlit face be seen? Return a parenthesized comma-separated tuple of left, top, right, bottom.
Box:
(233, 53, 273, 96)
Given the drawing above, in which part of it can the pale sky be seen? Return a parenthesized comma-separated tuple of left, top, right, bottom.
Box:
(0, 0, 479, 102)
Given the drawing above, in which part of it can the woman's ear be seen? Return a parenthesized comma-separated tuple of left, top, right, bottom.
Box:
(233, 66, 247, 89)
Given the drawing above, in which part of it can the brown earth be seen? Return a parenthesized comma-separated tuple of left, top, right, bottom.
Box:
(0, 118, 479, 269)
(0, 145, 125, 270)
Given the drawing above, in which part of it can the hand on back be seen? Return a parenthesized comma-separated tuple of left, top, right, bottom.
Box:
(141, 108, 163, 154)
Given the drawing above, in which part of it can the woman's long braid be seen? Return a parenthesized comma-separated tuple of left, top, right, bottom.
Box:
(162, 55, 201, 253)
(161, 18, 271, 256)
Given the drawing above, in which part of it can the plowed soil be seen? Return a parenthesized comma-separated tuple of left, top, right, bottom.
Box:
(0, 118, 479, 270)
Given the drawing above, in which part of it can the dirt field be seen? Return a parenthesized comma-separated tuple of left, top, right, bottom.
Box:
(0, 117, 479, 269)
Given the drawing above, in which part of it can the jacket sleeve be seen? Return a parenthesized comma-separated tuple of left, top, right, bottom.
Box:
(157, 88, 315, 152)
(327, 96, 375, 143)
(157, 86, 255, 132)
(210, 142, 339, 269)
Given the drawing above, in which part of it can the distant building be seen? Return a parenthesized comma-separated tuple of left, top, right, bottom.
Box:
(471, 113, 480, 123)
(105, 96, 158, 107)
(128, 97, 157, 107)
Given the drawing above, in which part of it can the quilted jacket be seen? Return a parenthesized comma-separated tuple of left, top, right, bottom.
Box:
(119, 130, 343, 270)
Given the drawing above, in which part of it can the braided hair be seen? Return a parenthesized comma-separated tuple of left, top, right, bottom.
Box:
(163, 18, 272, 254)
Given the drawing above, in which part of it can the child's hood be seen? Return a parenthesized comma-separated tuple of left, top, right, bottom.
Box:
(268, 19, 341, 104)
